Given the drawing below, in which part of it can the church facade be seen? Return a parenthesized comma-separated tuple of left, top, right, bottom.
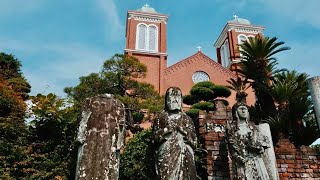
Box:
(124, 4, 263, 105)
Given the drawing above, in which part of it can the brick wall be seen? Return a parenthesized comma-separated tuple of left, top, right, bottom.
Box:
(198, 102, 320, 179)
(275, 139, 320, 179)
(198, 101, 231, 180)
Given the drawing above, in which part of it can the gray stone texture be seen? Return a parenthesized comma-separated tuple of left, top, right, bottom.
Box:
(153, 87, 198, 180)
(307, 76, 320, 131)
(75, 94, 126, 180)
(227, 101, 278, 180)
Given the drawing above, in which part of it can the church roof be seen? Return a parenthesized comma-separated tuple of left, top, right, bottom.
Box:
(137, 4, 158, 14)
(228, 17, 251, 25)
(164, 51, 236, 78)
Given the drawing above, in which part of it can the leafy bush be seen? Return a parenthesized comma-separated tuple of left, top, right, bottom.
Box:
(191, 102, 215, 112)
(211, 85, 231, 98)
(193, 81, 215, 88)
(132, 111, 144, 123)
(186, 108, 200, 120)
(119, 130, 155, 180)
(183, 94, 199, 105)
(190, 87, 214, 101)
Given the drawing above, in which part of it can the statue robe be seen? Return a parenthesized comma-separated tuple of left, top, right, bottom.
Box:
(153, 111, 197, 180)
(228, 122, 270, 180)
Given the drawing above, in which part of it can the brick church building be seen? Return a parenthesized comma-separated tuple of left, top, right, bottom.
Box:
(124, 4, 264, 105)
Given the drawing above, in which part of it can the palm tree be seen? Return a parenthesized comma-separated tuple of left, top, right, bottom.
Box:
(268, 71, 317, 144)
(227, 77, 250, 103)
(237, 35, 290, 120)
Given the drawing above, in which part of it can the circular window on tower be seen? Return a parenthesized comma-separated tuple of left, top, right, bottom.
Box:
(192, 71, 210, 83)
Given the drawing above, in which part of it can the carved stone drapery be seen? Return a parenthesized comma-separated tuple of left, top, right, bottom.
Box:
(227, 101, 279, 180)
(153, 87, 198, 180)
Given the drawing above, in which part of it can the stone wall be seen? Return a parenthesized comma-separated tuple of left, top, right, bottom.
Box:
(198, 101, 320, 180)
(198, 101, 231, 180)
(275, 139, 320, 179)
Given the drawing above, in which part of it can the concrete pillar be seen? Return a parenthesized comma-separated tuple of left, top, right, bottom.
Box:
(307, 76, 320, 131)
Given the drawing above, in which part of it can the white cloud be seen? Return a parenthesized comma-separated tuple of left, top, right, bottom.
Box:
(0, 39, 107, 96)
(96, 0, 124, 41)
(263, 0, 320, 28)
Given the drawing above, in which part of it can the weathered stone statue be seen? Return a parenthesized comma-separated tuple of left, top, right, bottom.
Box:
(75, 94, 126, 180)
(227, 101, 278, 180)
(153, 87, 198, 180)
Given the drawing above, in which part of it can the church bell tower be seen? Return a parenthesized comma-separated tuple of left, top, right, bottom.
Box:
(214, 15, 265, 71)
(124, 4, 168, 94)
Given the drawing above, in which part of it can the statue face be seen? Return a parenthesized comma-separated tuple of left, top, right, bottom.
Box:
(167, 88, 182, 111)
(237, 105, 249, 120)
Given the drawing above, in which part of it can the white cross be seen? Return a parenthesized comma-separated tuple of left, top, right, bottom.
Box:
(197, 46, 202, 52)
(233, 13, 238, 19)
(144, 3, 150, 7)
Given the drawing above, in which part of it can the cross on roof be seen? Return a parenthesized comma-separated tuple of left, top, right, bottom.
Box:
(144, 3, 150, 7)
(197, 46, 202, 52)
(233, 13, 238, 19)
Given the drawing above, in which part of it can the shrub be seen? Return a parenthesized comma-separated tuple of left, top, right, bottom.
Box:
(193, 81, 215, 88)
(119, 130, 155, 180)
(211, 85, 231, 98)
(183, 94, 199, 105)
(190, 87, 214, 101)
(186, 108, 200, 120)
(191, 102, 215, 112)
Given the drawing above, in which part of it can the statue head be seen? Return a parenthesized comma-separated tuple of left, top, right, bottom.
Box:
(165, 87, 183, 112)
(232, 101, 250, 124)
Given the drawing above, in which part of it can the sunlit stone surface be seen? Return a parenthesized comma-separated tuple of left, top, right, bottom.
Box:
(153, 87, 198, 180)
(227, 101, 279, 180)
(75, 94, 126, 180)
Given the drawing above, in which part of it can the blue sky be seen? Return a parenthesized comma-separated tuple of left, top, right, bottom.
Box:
(1, 0, 319, 96)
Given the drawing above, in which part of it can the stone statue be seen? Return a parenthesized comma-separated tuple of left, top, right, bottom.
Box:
(75, 94, 126, 180)
(227, 101, 277, 180)
(152, 87, 198, 180)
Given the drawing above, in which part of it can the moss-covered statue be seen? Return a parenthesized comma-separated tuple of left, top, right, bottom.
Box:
(227, 100, 279, 180)
(152, 87, 198, 180)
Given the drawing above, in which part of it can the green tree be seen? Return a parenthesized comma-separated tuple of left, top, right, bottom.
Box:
(227, 77, 250, 103)
(119, 130, 155, 180)
(26, 93, 78, 179)
(237, 35, 290, 120)
(0, 52, 31, 178)
(65, 54, 164, 124)
(267, 71, 318, 145)
(0, 53, 31, 101)
(183, 81, 231, 115)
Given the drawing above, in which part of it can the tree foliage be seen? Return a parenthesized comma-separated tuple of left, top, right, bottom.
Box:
(0, 52, 31, 178)
(183, 81, 230, 114)
(119, 130, 155, 180)
(26, 93, 78, 179)
(234, 36, 318, 145)
(237, 35, 290, 119)
(65, 54, 164, 123)
(266, 71, 318, 145)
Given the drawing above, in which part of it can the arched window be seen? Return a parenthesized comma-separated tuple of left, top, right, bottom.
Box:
(238, 35, 248, 58)
(136, 24, 147, 50)
(238, 34, 248, 44)
(148, 25, 157, 51)
(224, 40, 230, 67)
(135, 24, 158, 52)
(220, 46, 225, 66)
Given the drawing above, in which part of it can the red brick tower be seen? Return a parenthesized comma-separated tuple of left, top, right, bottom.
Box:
(214, 14, 265, 71)
(125, 4, 168, 94)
